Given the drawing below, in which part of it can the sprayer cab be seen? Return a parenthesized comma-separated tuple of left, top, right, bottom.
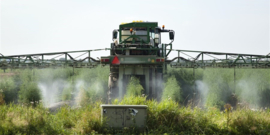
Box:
(111, 21, 174, 56)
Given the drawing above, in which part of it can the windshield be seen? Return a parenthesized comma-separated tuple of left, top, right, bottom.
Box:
(121, 29, 148, 42)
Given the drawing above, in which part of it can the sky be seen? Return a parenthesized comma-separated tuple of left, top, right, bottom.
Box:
(0, 0, 269, 59)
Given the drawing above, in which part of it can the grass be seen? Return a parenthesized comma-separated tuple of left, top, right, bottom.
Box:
(1, 68, 270, 134)
(1, 96, 270, 134)
(0, 103, 102, 134)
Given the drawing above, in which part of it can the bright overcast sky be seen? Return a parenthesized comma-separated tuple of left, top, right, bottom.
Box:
(0, 0, 269, 58)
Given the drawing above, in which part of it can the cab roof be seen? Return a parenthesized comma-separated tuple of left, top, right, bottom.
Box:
(119, 22, 158, 30)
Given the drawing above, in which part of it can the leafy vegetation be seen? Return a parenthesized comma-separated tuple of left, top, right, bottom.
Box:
(126, 76, 144, 97)
(0, 77, 17, 104)
(1, 96, 270, 134)
(1, 67, 270, 134)
(162, 75, 181, 102)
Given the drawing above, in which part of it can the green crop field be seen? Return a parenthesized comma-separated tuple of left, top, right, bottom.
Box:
(1, 67, 270, 134)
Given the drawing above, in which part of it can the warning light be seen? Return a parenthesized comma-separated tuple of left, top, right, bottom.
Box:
(101, 59, 109, 62)
(111, 56, 120, 65)
(156, 59, 164, 62)
(130, 28, 133, 34)
(162, 25, 165, 30)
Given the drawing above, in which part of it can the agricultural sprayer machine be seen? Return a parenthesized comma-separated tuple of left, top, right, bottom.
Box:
(1, 21, 270, 129)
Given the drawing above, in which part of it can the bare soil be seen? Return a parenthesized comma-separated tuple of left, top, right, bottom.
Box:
(0, 73, 17, 77)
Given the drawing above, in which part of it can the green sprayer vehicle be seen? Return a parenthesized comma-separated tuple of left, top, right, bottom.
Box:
(100, 21, 175, 101)
(1, 21, 270, 129)
(1, 21, 270, 102)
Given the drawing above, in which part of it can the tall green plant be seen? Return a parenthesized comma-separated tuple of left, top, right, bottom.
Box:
(0, 77, 17, 103)
(162, 75, 181, 102)
(203, 69, 234, 108)
(126, 76, 144, 97)
(78, 80, 107, 106)
(75, 66, 109, 104)
(165, 67, 204, 105)
(0, 89, 5, 105)
(18, 69, 41, 105)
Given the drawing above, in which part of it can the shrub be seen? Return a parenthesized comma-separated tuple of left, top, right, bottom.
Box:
(18, 70, 41, 105)
(19, 82, 41, 105)
(0, 78, 17, 103)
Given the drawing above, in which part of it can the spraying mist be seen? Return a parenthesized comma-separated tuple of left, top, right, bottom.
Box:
(38, 79, 67, 107)
(195, 80, 209, 107)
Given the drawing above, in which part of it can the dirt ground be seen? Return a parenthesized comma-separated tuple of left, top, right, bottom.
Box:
(0, 73, 17, 77)
(47, 101, 78, 113)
